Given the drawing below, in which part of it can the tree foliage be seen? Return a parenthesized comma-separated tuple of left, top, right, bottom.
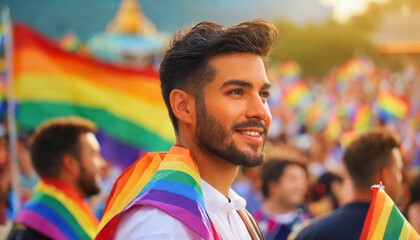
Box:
(271, 0, 420, 79)
(272, 20, 379, 78)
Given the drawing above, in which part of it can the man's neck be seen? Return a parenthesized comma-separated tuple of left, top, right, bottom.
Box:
(351, 189, 372, 202)
(175, 134, 239, 198)
(194, 151, 239, 198)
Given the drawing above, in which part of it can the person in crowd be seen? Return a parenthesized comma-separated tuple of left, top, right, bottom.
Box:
(308, 171, 347, 217)
(293, 128, 404, 240)
(96, 19, 279, 240)
(16, 136, 39, 204)
(7, 117, 106, 240)
(253, 159, 311, 240)
(232, 166, 263, 215)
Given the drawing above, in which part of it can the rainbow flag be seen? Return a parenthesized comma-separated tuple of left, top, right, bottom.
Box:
(279, 60, 301, 83)
(378, 91, 409, 120)
(13, 23, 174, 167)
(324, 113, 342, 141)
(16, 180, 99, 239)
(353, 104, 372, 132)
(360, 183, 419, 240)
(97, 146, 219, 240)
(284, 80, 310, 108)
(340, 130, 357, 148)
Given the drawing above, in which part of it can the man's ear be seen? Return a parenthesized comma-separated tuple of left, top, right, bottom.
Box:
(170, 89, 195, 125)
(62, 154, 80, 176)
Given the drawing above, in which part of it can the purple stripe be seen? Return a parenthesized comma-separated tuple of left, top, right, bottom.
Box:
(127, 189, 212, 239)
(129, 189, 205, 220)
(16, 210, 68, 240)
(142, 200, 212, 239)
(95, 131, 146, 167)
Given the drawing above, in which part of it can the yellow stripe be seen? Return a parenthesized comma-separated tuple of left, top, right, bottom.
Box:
(371, 195, 393, 239)
(98, 154, 162, 231)
(399, 220, 411, 240)
(409, 227, 420, 240)
(15, 74, 175, 142)
(159, 161, 201, 184)
(37, 182, 97, 238)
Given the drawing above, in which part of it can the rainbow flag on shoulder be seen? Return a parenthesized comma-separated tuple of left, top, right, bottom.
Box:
(16, 180, 98, 239)
(360, 183, 419, 240)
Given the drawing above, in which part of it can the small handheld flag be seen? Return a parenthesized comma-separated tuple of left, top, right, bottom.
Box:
(360, 183, 419, 240)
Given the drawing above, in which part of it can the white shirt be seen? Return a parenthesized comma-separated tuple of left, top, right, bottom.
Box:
(115, 180, 252, 240)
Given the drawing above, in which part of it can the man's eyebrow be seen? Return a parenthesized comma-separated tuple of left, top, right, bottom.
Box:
(261, 82, 272, 90)
(220, 80, 272, 90)
(221, 80, 252, 89)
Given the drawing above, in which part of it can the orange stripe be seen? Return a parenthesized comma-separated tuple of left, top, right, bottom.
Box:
(98, 153, 163, 232)
(14, 47, 163, 104)
(104, 153, 153, 214)
(366, 188, 386, 239)
(409, 227, 420, 240)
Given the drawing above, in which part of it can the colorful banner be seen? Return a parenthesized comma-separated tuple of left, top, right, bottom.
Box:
(13, 23, 174, 167)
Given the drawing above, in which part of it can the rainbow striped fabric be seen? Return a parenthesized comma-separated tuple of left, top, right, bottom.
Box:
(96, 146, 219, 240)
(360, 184, 420, 240)
(12, 24, 174, 167)
(16, 179, 99, 240)
(378, 91, 409, 120)
(284, 80, 310, 108)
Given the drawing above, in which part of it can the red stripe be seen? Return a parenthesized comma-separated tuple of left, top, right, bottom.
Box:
(13, 23, 159, 78)
(359, 187, 378, 240)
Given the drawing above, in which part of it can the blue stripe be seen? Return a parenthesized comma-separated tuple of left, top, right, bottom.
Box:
(24, 201, 79, 239)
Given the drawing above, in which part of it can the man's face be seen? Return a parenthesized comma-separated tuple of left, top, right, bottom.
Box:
(195, 53, 272, 167)
(77, 133, 106, 198)
(271, 164, 308, 209)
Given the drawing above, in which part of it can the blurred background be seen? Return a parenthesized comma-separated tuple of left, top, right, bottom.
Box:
(0, 0, 419, 237)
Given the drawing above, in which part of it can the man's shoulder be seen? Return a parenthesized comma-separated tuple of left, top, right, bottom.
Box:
(294, 202, 370, 240)
(7, 223, 50, 240)
(115, 205, 201, 239)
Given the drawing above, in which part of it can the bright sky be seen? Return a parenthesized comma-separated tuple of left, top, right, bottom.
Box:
(320, 0, 389, 22)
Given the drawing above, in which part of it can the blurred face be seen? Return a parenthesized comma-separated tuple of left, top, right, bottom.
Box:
(271, 164, 308, 209)
(383, 148, 403, 203)
(77, 133, 106, 198)
(195, 53, 272, 167)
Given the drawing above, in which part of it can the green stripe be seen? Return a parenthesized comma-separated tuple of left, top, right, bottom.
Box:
(18, 101, 173, 151)
(383, 205, 404, 240)
(151, 170, 203, 198)
(31, 192, 89, 239)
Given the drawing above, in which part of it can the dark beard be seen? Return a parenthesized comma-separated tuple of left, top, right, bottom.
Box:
(195, 100, 267, 167)
(77, 164, 100, 197)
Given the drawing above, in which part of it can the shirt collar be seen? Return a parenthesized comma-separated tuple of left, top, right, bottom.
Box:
(201, 179, 246, 213)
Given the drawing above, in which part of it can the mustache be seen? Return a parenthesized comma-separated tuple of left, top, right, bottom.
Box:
(232, 120, 268, 135)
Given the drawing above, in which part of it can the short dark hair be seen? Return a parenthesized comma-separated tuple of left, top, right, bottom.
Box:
(343, 128, 400, 190)
(159, 19, 279, 132)
(30, 117, 97, 178)
(261, 159, 307, 198)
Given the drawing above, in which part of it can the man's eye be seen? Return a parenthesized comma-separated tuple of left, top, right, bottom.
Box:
(228, 89, 244, 95)
(260, 91, 271, 99)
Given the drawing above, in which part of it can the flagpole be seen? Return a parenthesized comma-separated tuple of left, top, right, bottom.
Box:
(2, 7, 21, 214)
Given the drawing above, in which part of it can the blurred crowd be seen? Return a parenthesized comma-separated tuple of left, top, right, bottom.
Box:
(0, 56, 419, 239)
(233, 56, 420, 239)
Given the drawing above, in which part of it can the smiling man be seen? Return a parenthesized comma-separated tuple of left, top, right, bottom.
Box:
(96, 19, 279, 240)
